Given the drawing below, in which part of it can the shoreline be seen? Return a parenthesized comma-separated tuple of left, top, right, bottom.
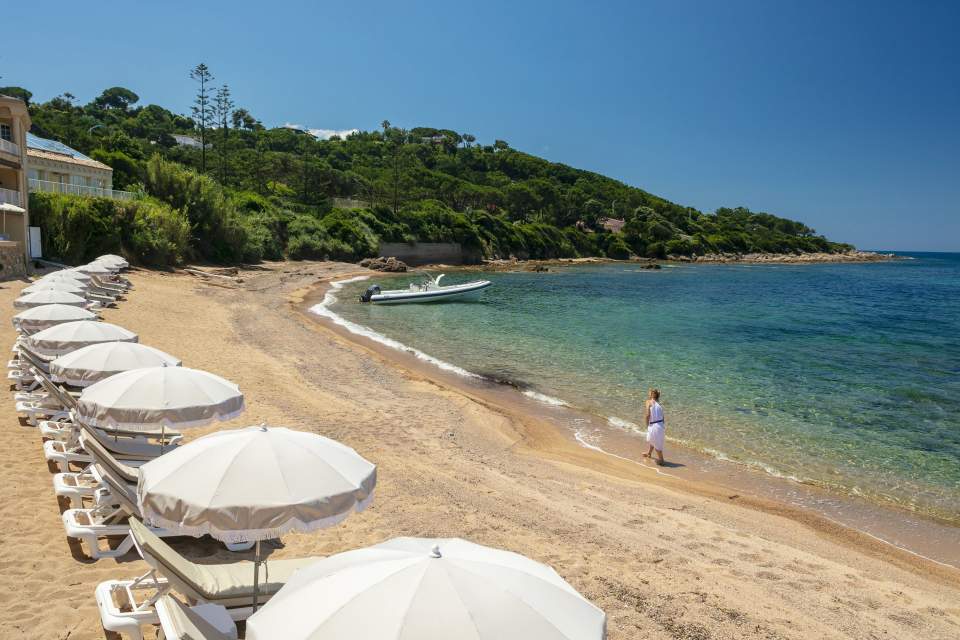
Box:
(299, 272, 960, 574)
(411, 249, 901, 273)
(5, 261, 959, 639)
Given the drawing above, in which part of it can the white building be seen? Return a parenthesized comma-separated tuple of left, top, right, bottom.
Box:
(26, 133, 125, 198)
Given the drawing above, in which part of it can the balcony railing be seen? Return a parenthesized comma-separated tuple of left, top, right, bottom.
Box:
(0, 187, 21, 207)
(28, 178, 136, 201)
(0, 138, 20, 157)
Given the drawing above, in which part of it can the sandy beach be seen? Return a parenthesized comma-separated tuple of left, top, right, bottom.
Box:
(2, 261, 959, 640)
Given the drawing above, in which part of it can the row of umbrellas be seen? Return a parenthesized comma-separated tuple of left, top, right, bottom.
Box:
(11, 259, 606, 638)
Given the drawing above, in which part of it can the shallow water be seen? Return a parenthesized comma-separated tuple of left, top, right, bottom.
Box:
(331, 254, 960, 524)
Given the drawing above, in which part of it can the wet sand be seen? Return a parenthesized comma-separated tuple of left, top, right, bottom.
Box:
(1, 260, 959, 639)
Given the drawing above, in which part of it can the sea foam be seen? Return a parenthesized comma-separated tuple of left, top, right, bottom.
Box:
(309, 276, 481, 380)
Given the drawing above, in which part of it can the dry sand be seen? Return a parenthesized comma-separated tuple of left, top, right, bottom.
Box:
(1, 261, 958, 640)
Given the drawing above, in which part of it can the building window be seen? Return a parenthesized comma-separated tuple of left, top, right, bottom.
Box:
(0, 124, 10, 141)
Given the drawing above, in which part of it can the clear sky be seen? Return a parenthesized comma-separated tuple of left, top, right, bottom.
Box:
(4, 1, 958, 250)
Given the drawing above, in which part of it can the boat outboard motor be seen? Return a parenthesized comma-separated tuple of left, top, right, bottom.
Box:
(360, 285, 381, 303)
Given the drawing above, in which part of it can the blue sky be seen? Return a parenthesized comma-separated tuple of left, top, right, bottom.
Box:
(4, 1, 958, 250)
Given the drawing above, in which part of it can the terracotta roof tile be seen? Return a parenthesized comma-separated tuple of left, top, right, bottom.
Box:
(27, 148, 112, 171)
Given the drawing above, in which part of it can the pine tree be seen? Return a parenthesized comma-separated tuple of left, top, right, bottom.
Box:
(189, 63, 214, 173)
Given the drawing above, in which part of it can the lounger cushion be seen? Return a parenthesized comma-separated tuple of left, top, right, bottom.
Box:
(130, 519, 319, 605)
(79, 432, 139, 483)
(157, 596, 236, 640)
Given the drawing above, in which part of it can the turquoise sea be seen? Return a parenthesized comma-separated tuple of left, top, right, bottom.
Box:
(327, 253, 960, 524)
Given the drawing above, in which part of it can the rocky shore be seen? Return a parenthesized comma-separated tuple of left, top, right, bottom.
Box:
(683, 249, 900, 264)
(448, 250, 899, 272)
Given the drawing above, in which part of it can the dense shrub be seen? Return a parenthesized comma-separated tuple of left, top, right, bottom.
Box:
(605, 233, 633, 260)
(28, 191, 189, 266)
(144, 155, 247, 263)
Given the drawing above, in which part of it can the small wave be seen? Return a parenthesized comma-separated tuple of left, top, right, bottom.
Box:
(702, 447, 803, 483)
(607, 416, 642, 432)
(309, 276, 481, 380)
(522, 390, 570, 407)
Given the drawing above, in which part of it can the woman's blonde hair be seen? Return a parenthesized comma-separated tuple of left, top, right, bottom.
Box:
(649, 388, 660, 400)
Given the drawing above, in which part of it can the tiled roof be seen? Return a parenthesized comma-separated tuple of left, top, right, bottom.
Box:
(27, 148, 112, 171)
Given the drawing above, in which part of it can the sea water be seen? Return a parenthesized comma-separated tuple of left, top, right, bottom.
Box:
(328, 254, 960, 524)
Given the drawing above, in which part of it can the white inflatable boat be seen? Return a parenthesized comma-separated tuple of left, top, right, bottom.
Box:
(360, 274, 492, 304)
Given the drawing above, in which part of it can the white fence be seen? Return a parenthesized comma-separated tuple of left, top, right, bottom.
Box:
(0, 187, 21, 207)
(0, 138, 20, 157)
(28, 179, 136, 201)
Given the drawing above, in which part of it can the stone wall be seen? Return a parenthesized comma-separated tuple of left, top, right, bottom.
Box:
(0, 240, 27, 280)
(379, 242, 481, 266)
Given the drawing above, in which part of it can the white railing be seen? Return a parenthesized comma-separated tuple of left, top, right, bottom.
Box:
(0, 138, 20, 157)
(28, 178, 136, 201)
(0, 187, 21, 207)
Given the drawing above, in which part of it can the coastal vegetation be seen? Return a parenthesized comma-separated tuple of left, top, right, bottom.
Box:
(4, 77, 853, 266)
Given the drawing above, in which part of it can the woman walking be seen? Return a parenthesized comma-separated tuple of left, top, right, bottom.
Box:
(642, 388, 666, 465)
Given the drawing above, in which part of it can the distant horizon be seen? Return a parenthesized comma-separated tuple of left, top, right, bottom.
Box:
(4, 0, 958, 251)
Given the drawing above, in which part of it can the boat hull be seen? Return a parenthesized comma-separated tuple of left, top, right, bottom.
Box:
(371, 280, 492, 304)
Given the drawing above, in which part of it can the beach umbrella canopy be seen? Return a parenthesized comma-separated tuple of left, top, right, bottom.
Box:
(13, 290, 89, 309)
(50, 342, 181, 387)
(76, 366, 244, 430)
(22, 280, 89, 296)
(12, 304, 97, 334)
(245, 537, 607, 640)
(39, 271, 90, 285)
(97, 255, 129, 269)
(137, 424, 375, 611)
(40, 270, 93, 284)
(76, 262, 114, 275)
(137, 425, 376, 542)
(25, 320, 137, 358)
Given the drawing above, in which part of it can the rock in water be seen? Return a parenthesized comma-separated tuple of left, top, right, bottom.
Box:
(360, 256, 408, 272)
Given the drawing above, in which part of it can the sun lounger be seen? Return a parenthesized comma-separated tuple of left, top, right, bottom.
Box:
(44, 425, 177, 472)
(155, 596, 237, 640)
(40, 418, 182, 444)
(62, 464, 179, 560)
(53, 431, 143, 508)
(96, 519, 318, 639)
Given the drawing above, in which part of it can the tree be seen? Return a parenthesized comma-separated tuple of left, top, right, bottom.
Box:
(213, 84, 235, 184)
(462, 133, 476, 148)
(0, 86, 32, 105)
(493, 139, 510, 152)
(92, 87, 140, 112)
(189, 63, 214, 173)
(231, 107, 260, 131)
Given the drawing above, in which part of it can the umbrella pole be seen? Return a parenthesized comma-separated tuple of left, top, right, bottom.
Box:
(160, 424, 165, 454)
(252, 540, 261, 612)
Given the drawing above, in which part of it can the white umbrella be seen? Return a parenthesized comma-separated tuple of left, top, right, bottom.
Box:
(14, 290, 89, 309)
(12, 304, 97, 334)
(138, 425, 376, 611)
(25, 320, 138, 358)
(76, 366, 244, 430)
(50, 342, 181, 387)
(245, 537, 607, 640)
(22, 281, 89, 296)
(39, 272, 91, 286)
(76, 262, 114, 275)
(55, 269, 93, 283)
(98, 254, 129, 268)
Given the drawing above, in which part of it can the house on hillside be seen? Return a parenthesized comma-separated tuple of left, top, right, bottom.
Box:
(0, 94, 33, 271)
(26, 133, 123, 199)
(172, 133, 205, 148)
(601, 218, 626, 233)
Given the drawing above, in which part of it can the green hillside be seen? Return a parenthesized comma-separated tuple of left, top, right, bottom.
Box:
(2, 83, 852, 266)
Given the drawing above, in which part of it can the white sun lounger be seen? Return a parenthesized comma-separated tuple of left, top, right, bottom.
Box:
(155, 596, 237, 640)
(96, 519, 318, 639)
(62, 465, 177, 560)
(53, 431, 143, 508)
(44, 428, 177, 472)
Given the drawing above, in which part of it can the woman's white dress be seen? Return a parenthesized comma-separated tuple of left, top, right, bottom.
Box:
(646, 400, 665, 451)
